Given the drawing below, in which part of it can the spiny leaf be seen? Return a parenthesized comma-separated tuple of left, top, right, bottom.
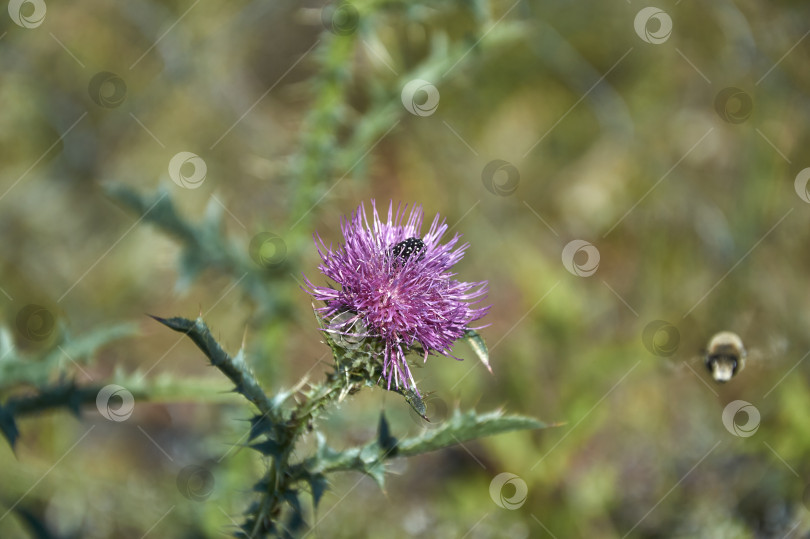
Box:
(463, 328, 492, 373)
(305, 472, 328, 509)
(281, 490, 307, 538)
(397, 409, 548, 458)
(151, 315, 274, 416)
(314, 432, 342, 463)
(0, 405, 19, 449)
(0, 381, 149, 449)
(0, 323, 138, 391)
(105, 184, 195, 245)
(251, 478, 271, 495)
(357, 446, 387, 490)
(250, 438, 283, 459)
(377, 412, 398, 455)
(4, 381, 103, 418)
(249, 414, 275, 441)
(300, 410, 547, 492)
(52, 323, 138, 366)
(307, 433, 391, 490)
(111, 369, 238, 404)
(107, 183, 288, 320)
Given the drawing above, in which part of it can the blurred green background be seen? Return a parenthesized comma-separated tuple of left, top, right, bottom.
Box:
(2, 0, 810, 537)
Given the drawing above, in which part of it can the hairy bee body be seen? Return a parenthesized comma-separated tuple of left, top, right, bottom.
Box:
(705, 331, 746, 383)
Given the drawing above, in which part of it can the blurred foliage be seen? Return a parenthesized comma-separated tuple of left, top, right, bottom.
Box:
(0, 322, 137, 447)
(2, 0, 810, 537)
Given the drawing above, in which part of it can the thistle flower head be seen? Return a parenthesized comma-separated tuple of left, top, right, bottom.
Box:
(304, 201, 489, 394)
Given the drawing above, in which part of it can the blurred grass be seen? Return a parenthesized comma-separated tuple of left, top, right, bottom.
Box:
(3, 0, 810, 537)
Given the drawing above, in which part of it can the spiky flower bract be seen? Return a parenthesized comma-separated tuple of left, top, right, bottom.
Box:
(304, 201, 490, 395)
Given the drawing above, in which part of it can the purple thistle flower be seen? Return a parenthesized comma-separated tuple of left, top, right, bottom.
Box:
(303, 201, 490, 395)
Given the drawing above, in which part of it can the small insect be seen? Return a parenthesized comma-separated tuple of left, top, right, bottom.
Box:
(390, 237, 425, 263)
(704, 331, 747, 383)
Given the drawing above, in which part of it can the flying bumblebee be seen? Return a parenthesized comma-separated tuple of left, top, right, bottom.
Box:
(704, 331, 746, 383)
